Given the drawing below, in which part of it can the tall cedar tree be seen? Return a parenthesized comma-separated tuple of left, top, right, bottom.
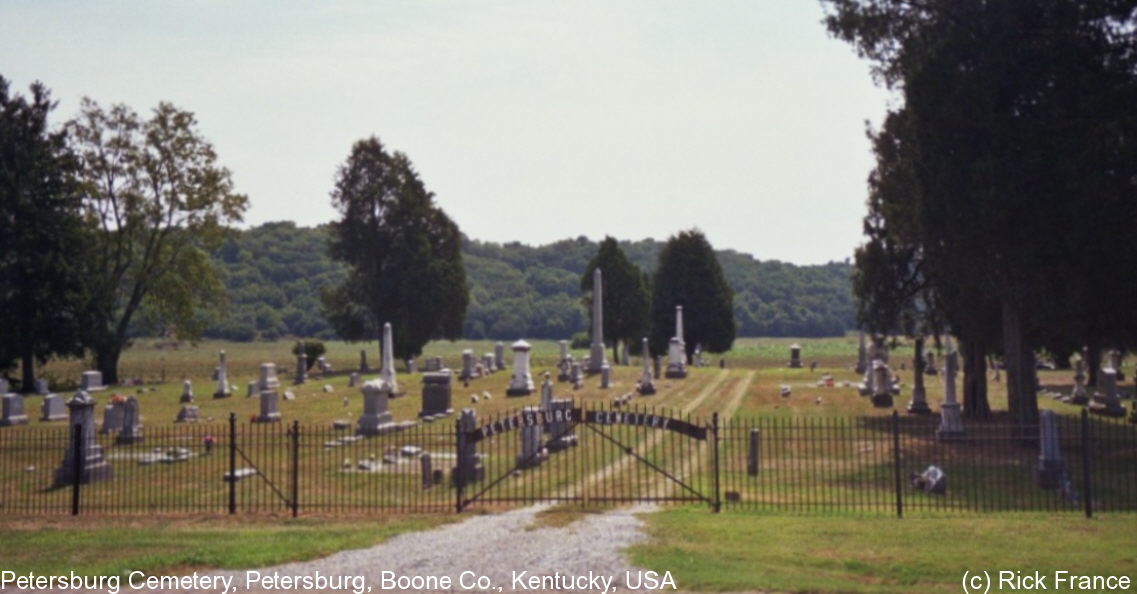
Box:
(69, 99, 248, 383)
(0, 77, 87, 391)
(825, 0, 1137, 429)
(322, 137, 467, 360)
(581, 237, 651, 362)
(649, 230, 735, 358)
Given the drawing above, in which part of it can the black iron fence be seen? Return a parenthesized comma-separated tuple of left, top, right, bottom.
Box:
(1, 407, 1134, 516)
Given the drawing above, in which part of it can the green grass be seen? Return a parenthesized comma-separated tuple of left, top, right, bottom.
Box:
(627, 507, 1137, 593)
(0, 514, 453, 576)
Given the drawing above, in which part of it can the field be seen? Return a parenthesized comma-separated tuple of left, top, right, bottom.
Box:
(3, 336, 1136, 592)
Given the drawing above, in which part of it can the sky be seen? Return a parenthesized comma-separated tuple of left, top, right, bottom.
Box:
(1, 1, 893, 265)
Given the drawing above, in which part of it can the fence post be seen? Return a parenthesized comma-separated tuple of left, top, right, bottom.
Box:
(747, 428, 760, 476)
(290, 420, 300, 518)
(228, 412, 237, 515)
(455, 417, 464, 513)
(71, 422, 83, 516)
(892, 411, 903, 519)
(712, 413, 721, 513)
(1081, 409, 1092, 519)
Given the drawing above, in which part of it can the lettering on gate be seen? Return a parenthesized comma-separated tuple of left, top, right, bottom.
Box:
(467, 408, 707, 442)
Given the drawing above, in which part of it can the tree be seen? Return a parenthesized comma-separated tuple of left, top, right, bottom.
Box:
(0, 76, 87, 392)
(825, 0, 1137, 429)
(581, 237, 651, 362)
(322, 137, 467, 359)
(649, 229, 735, 357)
(69, 99, 248, 384)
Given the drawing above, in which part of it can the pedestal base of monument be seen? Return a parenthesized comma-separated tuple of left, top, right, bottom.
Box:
(254, 412, 281, 423)
(115, 428, 144, 445)
(506, 386, 533, 397)
(1034, 458, 1067, 489)
(906, 393, 933, 415)
(1064, 393, 1089, 406)
(665, 366, 687, 379)
(871, 393, 894, 408)
(419, 408, 453, 419)
(516, 451, 548, 469)
(451, 463, 485, 486)
(53, 447, 113, 486)
(212, 391, 231, 399)
(1088, 399, 1126, 417)
(357, 412, 395, 435)
(638, 384, 656, 396)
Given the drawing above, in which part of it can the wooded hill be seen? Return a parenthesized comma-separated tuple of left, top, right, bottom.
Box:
(193, 222, 854, 341)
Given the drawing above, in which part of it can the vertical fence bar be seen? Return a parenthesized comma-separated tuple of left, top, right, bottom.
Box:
(892, 411, 903, 518)
(454, 417, 464, 513)
(290, 420, 300, 518)
(228, 413, 237, 515)
(1080, 409, 1092, 519)
(712, 412, 721, 512)
(71, 422, 82, 516)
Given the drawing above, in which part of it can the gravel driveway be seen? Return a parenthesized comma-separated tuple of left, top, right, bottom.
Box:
(203, 504, 663, 594)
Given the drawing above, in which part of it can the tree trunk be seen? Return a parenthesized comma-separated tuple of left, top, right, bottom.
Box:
(613, 342, 620, 367)
(913, 336, 925, 375)
(1086, 341, 1101, 388)
(95, 343, 122, 386)
(960, 334, 990, 420)
(20, 350, 36, 394)
(1002, 300, 1038, 435)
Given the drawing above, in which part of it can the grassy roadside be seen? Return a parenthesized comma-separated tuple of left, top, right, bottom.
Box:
(0, 514, 454, 576)
(626, 507, 1137, 593)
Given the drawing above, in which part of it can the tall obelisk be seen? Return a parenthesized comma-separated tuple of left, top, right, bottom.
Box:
(588, 268, 608, 373)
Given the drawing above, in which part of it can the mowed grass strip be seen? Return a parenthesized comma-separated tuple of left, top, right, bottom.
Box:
(627, 507, 1137, 594)
(0, 514, 453, 576)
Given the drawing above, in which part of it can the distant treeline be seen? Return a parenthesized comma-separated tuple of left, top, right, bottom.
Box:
(187, 223, 854, 341)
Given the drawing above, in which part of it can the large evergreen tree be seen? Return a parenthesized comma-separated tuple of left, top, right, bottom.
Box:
(649, 229, 735, 357)
(581, 237, 651, 362)
(322, 137, 467, 359)
(0, 77, 86, 391)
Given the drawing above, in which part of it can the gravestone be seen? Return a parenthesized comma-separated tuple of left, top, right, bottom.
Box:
(1066, 359, 1088, 405)
(295, 341, 307, 385)
(1109, 349, 1124, 382)
(359, 349, 369, 372)
(257, 362, 280, 392)
(81, 371, 105, 392)
(587, 268, 608, 373)
(317, 356, 331, 374)
(870, 361, 894, 408)
(35, 378, 49, 396)
(357, 379, 395, 435)
(0, 394, 29, 426)
(452, 409, 484, 486)
(788, 344, 803, 368)
(545, 398, 577, 451)
(925, 351, 938, 375)
(540, 373, 554, 410)
(41, 394, 67, 422)
(506, 340, 534, 396)
(420, 370, 453, 418)
(665, 337, 687, 379)
(907, 339, 932, 414)
(180, 380, 195, 403)
(115, 395, 144, 444)
(424, 356, 442, 372)
(483, 353, 495, 374)
(936, 336, 966, 440)
(569, 361, 582, 386)
(407, 358, 418, 374)
(494, 341, 505, 371)
(621, 343, 629, 366)
(175, 404, 200, 423)
(600, 364, 611, 389)
(1089, 368, 1125, 417)
(855, 331, 868, 374)
(380, 322, 398, 394)
(254, 387, 282, 423)
(101, 401, 124, 434)
(246, 380, 256, 398)
(653, 355, 661, 380)
(212, 351, 232, 399)
(348, 372, 359, 388)
(638, 337, 656, 395)
(516, 406, 545, 469)
(420, 453, 433, 489)
(557, 341, 571, 382)
(1034, 410, 1066, 489)
(53, 391, 112, 486)
(460, 349, 476, 381)
(675, 304, 685, 344)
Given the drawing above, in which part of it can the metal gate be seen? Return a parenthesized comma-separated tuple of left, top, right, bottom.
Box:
(454, 402, 719, 511)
